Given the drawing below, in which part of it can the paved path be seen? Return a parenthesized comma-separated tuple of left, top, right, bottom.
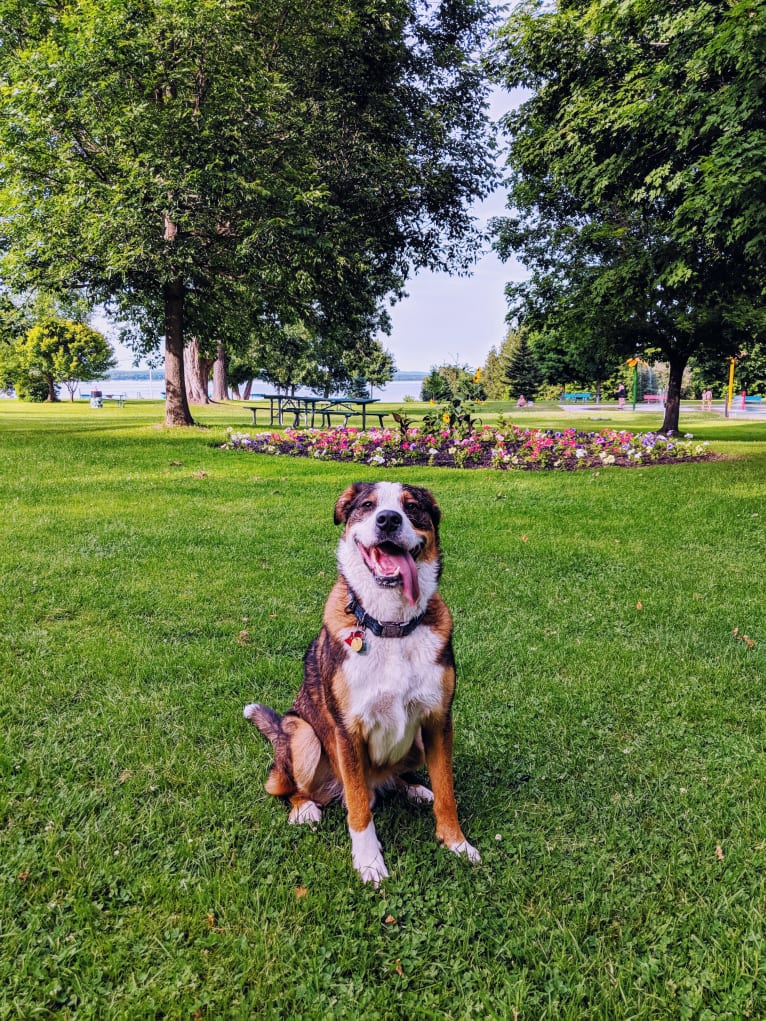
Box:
(559, 402, 766, 421)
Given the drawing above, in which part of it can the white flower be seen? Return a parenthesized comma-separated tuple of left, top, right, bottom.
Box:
(575, 448, 586, 458)
(428, 447, 439, 455)
(369, 454, 385, 465)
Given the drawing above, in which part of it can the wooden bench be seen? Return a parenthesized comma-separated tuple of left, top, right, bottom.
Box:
(244, 405, 261, 425)
(561, 392, 591, 402)
(744, 395, 763, 404)
(643, 394, 663, 403)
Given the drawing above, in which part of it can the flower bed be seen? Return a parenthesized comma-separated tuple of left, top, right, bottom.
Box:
(222, 424, 714, 470)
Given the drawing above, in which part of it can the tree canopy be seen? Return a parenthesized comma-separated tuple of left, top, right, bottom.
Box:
(1, 317, 115, 401)
(491, 0, 766, 432)
(0, 0, 496, 424)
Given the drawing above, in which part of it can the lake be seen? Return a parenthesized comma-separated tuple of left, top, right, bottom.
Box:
(80, 377, 426, 402)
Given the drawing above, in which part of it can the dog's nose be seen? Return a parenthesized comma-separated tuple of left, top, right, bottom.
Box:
(376, 510, 402, 534)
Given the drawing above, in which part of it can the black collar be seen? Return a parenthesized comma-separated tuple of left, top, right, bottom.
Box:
(346, 591, 426, 638)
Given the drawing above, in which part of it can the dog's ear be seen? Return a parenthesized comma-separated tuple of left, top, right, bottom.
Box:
(406, 485, 441, 529)
(334, 483, 368, 525)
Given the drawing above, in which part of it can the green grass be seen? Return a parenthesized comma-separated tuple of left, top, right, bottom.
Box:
(1, 399, 765, 1019)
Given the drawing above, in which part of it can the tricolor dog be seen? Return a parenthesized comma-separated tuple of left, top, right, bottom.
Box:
(244, 481, 480, 885)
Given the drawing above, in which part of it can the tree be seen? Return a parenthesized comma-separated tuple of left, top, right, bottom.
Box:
(525, 325, 622, 401)
(500, 328, 540, 399)
(480, 346, 508, 399)
(344, 345, 396, 398)
(421, 362, 485, 401)
(492, 0, 766, 433)
(690, 344, 766, 398)
(0, 294, 31, 393)
(12, 318, 115, 401)
(0, 0, 496, 427)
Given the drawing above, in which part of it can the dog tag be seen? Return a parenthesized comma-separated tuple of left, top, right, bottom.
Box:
(345, 630, 366, 653)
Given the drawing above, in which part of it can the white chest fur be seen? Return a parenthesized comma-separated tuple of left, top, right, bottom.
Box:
(342, 627, 446, 767)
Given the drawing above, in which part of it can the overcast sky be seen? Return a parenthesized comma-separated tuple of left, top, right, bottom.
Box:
(108, 83, 526, 374)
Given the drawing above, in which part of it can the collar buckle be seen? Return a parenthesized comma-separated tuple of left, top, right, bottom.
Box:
(380, 621, 407, 638)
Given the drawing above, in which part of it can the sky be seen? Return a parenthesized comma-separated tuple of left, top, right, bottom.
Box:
(380, 83, 529, 374)
(107, 86, 526, 375)
(384, 191, 523, 375)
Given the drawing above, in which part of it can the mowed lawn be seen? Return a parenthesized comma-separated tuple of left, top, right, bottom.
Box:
(1, 400, 765, 1020)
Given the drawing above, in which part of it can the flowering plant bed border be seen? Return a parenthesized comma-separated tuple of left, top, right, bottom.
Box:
(222, 424, 714, 470)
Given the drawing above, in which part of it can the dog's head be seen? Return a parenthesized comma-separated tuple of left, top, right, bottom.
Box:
(334, 482, 442, 612)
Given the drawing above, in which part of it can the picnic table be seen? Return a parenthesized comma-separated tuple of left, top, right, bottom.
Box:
(244, 394, 387, 430)
(318, 398, 386, 430)
(244, 394, 328, 427)
(80, 390, 126, 408)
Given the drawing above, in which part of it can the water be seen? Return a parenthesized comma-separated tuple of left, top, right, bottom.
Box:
(80, 377, 425, 402)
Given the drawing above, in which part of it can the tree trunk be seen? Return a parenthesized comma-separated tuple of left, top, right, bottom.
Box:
(242, 379, 253, 401)
(184, 337, 213, 404)
(46, 375, 58, 402)
(163, 279, 194, 426)
(660, 353, 688, 434)
(212, 342, 227, 401)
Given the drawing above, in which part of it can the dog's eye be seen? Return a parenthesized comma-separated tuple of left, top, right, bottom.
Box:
(360, 500, 375, 510)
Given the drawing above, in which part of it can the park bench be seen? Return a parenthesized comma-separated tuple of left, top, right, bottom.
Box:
(744, 395, 763, 404)
(561, 392, 591, 402)
(643, 394, 663, 403)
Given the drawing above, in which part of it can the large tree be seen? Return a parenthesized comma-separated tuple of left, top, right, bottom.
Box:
(492, 0, 766, 433)
(0, 0, 495, 426)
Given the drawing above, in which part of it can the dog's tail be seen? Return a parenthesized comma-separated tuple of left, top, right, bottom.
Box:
(244, 703, 296, 797)
(243, 702, 282, 744)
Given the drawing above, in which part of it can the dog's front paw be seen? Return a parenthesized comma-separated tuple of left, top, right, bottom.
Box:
(447, 839, 481, 864)
(350, 822, 389, 887)
(356, 856, 390, 886)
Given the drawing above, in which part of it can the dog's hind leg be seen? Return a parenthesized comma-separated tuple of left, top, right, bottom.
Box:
(389, 775, 434, 804)
(281, 716, 331, 827)
(245, 704, 335, 822)
(288, 797, 323, 826)
(403, 781, 435, 804)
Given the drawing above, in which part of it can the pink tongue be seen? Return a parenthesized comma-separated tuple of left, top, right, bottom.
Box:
(378, 548, 420, 606)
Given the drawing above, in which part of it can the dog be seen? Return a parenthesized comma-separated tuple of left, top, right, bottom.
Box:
(244, 481, 480, 885)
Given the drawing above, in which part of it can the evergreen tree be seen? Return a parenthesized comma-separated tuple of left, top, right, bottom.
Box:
(500, 330, 540, 399)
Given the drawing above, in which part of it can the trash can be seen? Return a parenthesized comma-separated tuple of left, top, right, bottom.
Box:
(90, 389, 103, 409)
